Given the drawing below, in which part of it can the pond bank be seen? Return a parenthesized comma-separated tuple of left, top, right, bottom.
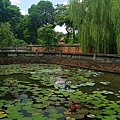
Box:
(0, 56, 120, 73)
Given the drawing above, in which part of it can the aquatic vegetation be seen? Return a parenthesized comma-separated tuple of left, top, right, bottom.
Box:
(0, 111, 7, 119)
(0, 63, 120, 120)
(100, 81, 111, 86)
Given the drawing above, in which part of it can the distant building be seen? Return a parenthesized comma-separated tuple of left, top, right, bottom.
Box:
(59, 38, 64, 44)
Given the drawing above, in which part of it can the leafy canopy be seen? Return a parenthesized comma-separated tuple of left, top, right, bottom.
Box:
(69, 0, 120, 54)
(37, 24, 59, 51)
(0, 22, 14, 48)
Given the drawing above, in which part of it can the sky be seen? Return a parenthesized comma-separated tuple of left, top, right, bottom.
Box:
(10, 0, 68, 15)
(9, 0, 68, 34)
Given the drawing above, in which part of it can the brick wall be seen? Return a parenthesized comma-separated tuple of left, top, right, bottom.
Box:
(28, 44, 82, 53)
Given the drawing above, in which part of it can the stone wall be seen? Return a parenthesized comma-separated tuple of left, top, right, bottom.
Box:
(0, 57, 120, 73)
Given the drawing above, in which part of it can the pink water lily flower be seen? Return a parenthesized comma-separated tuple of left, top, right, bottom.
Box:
(75, 104, 79, 108)
(72, 98, 75, 103)
(70, 105, 75, 110)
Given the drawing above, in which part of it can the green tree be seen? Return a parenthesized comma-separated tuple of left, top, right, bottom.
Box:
(54, 4, 76, 44)
(69, 0, 120, 54)
(0, 0, 22, 39)
(0, 22, 14, 48)
(26, 1, 55, 44)
(7, 5, 22, 37)
(0, 0, 11, 22)
(37, 24, 58, 51)
(17, 15, 31, 44)
(12, 38, 27, 45)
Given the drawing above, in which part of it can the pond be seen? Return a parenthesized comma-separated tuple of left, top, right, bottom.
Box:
(0, 63, 120, 120)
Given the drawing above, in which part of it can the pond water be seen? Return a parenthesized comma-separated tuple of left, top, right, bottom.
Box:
(0, 63, 120, 120)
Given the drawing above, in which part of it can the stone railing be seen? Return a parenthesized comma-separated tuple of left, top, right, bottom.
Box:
(0, 51, 120, 63)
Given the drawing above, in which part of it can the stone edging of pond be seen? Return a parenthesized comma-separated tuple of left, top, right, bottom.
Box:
(0, 57, 120, 73)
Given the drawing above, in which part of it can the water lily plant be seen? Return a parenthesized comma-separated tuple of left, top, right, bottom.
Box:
(70, 98, 79, 112)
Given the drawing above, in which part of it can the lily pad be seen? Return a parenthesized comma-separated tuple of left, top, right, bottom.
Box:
(65, 89, 75, 92)
(85, 82, 95, 86)
(49, 112, 63, 118)
(18, 117, 33, 120)
(102, 109, 116, 115)
(32, 114, 48, 120)
(76, 108, 89, 115)
(32, 104, 44, 108)
(70, 86, 78, 89)
(87, 114, 96, 118)
(0, 112, 7, 119)
(70, 113, 85, 119)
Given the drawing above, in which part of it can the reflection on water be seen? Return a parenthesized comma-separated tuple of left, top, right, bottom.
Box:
(0, 67, 120, 102)
(93, 72, 120, 101)
(20, 94, 28, 103)
(0, 65, 120, 120)
(93, 72, 120, 93)
(54, 77, 66, 89)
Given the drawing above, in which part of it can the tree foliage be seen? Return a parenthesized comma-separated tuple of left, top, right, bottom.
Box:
(0, 0, 11, 22)
(0, 0, 119, 54)
(26, 1, 55, 44)
(0, 22, 14, 48)
(0, 0, 22, 37)
(54, 4, 77, 44)
(12, 38, 27, 45)
(69, 0, 120, 54)
(37, 24, 58, 51)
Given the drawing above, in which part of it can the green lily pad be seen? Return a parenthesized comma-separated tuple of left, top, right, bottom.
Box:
(71, 113, 85, 119)
(103, 115, 117, 120)
(102, 109, 116, 115)
(116, 101, 120, 104)
(65, 89, 75, 92)
(7, 112, 24, 119)
(85, 82, 95, 86)
(49, 112, 63, 118)
(76, 108, 89, 115)
(70, 86, 78, 89)
(101, 90, 114, 95)
(89, 110, 102, 115)
(32, 114, 48, 120)
(18, 117, 33, 120)
(47, 118, 57, 120)
(0, 118, 13, 120)
(45, 107, 59, 113)
(32, 104, 44, 108)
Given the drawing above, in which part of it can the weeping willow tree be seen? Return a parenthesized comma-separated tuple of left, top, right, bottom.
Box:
(69, 0, 120, 54)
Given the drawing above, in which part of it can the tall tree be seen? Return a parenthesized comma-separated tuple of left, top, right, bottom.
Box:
(7, 5, 22, 36)
(0, 0, 11, 22)
(37, 24, 58, 51)
(0, 0, 22, 38)
(17, 15, 31, 44)
(69, 0, 120, 54)
(0, 22, 14, 48)
(26, 1, 55, 44)
(54, 4, 77, 44)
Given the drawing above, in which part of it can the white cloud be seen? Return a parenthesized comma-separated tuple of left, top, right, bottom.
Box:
(78, 0, 83, 3)
(20, 10, 27, 15)
(63, 1, 67, 5)
(10, 0, 27, 15)
(10, 0, 21, 5)
(54, 24, 67, 34)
